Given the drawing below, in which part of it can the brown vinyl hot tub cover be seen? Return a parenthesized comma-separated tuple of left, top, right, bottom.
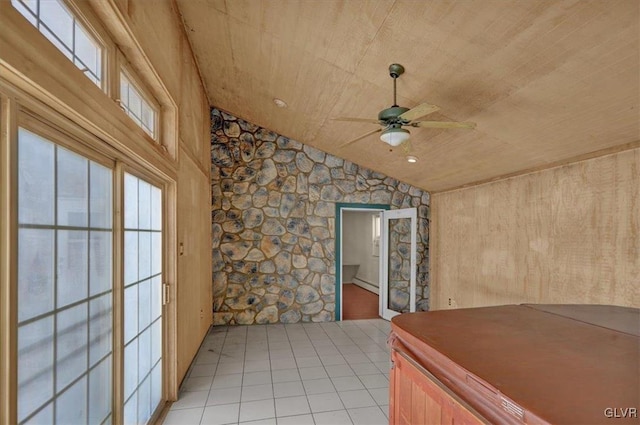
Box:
(390, 304, 640, 424)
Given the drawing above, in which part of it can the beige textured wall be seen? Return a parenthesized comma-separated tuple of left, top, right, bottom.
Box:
(431, 148, 640, 310)
(176, 147, 212, 378)
(343, 211, 380, 288)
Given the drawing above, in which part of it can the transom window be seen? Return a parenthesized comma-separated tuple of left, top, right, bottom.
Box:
(11, 0, 103, 86)
(120, 72, 157, 140)
(10, 0, 169, 150)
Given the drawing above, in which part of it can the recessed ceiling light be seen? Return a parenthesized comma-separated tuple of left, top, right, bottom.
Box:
(406, 155, 418, 163)
(273, 98, 288, 108)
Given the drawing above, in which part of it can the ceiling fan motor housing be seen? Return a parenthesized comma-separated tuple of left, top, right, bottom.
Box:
(378, 106, 410, 124)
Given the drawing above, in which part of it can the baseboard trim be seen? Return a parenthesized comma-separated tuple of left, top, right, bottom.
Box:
(352, 278, 379, 295)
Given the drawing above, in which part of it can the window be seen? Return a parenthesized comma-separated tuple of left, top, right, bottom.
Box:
(10, 0, 172, 153)
(3, 0, 176, 421)
(11, 122, 166, 425)
(17, 128, 113, 424)
(120, 72, 158, 140)
(372, 215, 381, 256)
(11, 0, 103, 86)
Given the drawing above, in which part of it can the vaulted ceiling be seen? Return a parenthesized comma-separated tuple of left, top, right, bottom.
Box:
(176, 0, 639, 192)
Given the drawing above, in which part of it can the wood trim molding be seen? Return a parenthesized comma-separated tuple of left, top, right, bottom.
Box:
(429, 196, 440, 311)
(112, 161, 125, 424)
(0, 94, 18, 425)
(164, 179, 179, 401)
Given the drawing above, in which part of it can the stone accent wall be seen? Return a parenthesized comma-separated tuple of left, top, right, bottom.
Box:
(211, 108, 430, 325)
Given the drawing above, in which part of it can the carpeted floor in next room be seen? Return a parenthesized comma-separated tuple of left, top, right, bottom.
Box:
(342, 284, 379, 321)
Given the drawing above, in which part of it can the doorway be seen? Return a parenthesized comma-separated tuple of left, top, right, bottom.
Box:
(335, 203, 388, 321)
(335, 203, 418, 321)
(341, 210, 382, 319)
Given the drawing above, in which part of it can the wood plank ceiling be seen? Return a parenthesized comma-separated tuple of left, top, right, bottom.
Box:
(176, 0, 639, 192)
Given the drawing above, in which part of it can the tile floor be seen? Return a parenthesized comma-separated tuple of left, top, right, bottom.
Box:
(163, 319, 392, 425)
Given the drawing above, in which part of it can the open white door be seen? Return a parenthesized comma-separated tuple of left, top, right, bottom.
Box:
(379, 208, 417, 321)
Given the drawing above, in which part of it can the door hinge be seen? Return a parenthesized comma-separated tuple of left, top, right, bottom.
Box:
(162, 283, 170, 305)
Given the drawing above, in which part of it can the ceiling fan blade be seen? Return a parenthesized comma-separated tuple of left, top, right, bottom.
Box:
(398, 103, 440, 121)
(340, 128, 382, 147)
(411, 121, 476, 129)
(332, 117, 381, 124)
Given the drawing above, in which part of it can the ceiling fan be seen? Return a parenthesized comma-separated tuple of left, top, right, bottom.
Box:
(334, 64, 476, 148)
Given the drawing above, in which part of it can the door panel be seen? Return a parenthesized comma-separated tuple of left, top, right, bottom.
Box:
(380, 208, 417, 321)
(16, 128, 113, 424)
(123, 173, 163, 425)
(8, 99, 168, 424)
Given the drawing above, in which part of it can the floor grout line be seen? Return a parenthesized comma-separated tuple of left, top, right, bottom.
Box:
(166, 319, 391, 425)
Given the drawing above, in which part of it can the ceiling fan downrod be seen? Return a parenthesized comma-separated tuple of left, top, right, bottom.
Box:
(389, 63, 404, 107)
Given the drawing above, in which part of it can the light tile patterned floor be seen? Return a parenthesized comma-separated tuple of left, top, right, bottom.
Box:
(163, 319, 391, 425)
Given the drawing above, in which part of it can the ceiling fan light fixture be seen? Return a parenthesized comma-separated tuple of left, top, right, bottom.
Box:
(406, 155, 418, 163)
(380, 127, 410, 146)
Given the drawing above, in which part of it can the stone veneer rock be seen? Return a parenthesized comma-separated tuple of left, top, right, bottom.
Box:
(211, 108, 430, 325)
